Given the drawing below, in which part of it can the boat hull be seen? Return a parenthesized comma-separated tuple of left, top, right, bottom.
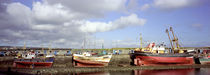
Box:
(73, 54, 112, 67)
(199, 58, 210, 64)
(13, 57, 54, 68)
(131, 53, 194, 66)
(13, 61, 53, 68)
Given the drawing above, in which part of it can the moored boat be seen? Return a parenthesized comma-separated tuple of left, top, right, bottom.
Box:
(130, 27, 194, 66)
(199, 58, 210, 64)
(13, 51, 54, 68)
(199, 55, 210, 64)
(131, 51, 194, 66)
(73, 52, 112, 67)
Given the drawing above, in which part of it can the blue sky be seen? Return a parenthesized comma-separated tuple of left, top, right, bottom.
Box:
(0, 0, 209, 48)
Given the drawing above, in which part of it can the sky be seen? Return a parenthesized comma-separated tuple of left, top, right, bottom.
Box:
(0, 0, 210, 48)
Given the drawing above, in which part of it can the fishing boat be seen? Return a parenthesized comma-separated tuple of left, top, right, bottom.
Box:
(73, 52, 112, 67)
(198, 53, 210, 64)
(196, 49, 210, 64)
(130, 27, 194, 66)
(199, 57, 210, 64)
(13, 51, 54, 68)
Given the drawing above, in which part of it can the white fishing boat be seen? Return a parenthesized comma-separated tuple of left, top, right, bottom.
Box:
(73, 52, 112, 67)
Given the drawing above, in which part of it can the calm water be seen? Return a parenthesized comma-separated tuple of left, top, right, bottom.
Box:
(71, 68, 210, 75)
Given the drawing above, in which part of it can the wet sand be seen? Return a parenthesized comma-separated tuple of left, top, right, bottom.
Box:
(9, 64, 210, 74)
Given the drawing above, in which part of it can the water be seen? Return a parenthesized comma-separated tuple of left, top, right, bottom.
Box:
(1, 68, 210, 75)
(69, 68, 210, 75)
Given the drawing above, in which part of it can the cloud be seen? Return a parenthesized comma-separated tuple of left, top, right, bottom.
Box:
(191, 23, 203, 31)
(0, 0, 146, 48)
(153, 0, 199, 10)
(112, 39, 139, 48)
(0, 0, 11, 12)
(32, 2, 79, 25)
(192, 24, 202, 27)
(80, 14, 146, 33)
(127, 0, 139, 12)
(45, 0, 127, 17)
(140, 4, 150, 11)
(32, 24, 56, 30)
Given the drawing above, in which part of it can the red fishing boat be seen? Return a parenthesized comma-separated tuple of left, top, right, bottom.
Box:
(13, 51, 54, 68)
(130, 27, 194, 66)
(131, 52, 194, 66)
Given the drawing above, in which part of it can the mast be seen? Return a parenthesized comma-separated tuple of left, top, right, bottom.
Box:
(94, 36, 96, 49)
(23, 41, 26, 50)
(48, 42, 51, 51)
(102, 42, 104, 49)
(84, 36, 86, 49)
(170, 27, 180, 50)
(41, 45, 44, 51)
(140, 33, 143, 49)
(166, 29, 174, 50)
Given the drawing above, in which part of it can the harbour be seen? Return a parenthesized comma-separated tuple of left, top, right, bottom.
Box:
(0, 27, 210, 75)
(1, 0, 210, 75)
(1, 53, 210, 75)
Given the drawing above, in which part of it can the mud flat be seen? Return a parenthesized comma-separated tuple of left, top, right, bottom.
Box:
(4, 64, 210, 75)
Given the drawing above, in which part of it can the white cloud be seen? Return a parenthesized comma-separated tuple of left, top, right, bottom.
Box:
(114, 14, 146, 27)
(140, 4, 150, 11)
(32, 2, 78, 24)
(46, 0, 127, 17)
(0, 0, 146, 48)
(6, 2, 32, 27)
(127, 0, 139, 12)
(153, 0, 198, 10)
(112, 39, 139, 48)
(32, 24, 56, 30)
(80, 21, 113, 33)
(54, 38, 66, 43)
(80, 14, 146, 33)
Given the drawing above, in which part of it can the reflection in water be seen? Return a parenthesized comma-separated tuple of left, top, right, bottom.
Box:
(58, 68, 210, 75)
(134, 69, 194, 75)
(196, 68, 210, 75)
(75, 72, 110, 75)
